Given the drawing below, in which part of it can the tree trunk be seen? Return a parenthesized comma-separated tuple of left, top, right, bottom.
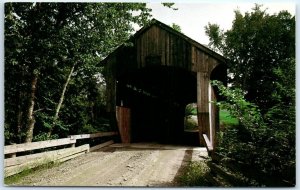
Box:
(16, 92, 23, 143)
(24, 75, 38, 143)
(48, 63, 76, 137)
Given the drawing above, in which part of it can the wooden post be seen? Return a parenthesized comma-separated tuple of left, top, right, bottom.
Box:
(197, 72, 210, 147)
(208, 82, 213, 148)
(116, 106, 131, 143)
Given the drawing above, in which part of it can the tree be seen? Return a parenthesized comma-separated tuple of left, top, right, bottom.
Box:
(171, 23, 181, 32)
(5, 3, 152, 143)
(206, 5, 295, 185)
(205, 4, 295, 113)
(162, 3, 178, 10)
(212, 77, 295, 185)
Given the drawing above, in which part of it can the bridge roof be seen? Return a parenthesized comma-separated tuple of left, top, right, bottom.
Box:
(134, 19, 226, 63)
(101, 18, 227, 65)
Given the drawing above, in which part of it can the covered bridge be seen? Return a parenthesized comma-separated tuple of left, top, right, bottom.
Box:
(102, 19, 227, 152)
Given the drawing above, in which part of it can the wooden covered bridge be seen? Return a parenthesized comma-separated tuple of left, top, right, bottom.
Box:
(102, 19, 227, 152)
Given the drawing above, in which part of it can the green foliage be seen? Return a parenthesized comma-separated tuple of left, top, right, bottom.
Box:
(185, 103, 197, 116)
(205, 4, 295, 113)
(171, 23, 181, 32)
(212, 80, 295, 185)
(162, 3, 178, 10)
(219, 110, 239, 126)
(4, 124, 14, 145)
(32, 133, 59, 142)
(5, 3, 152, 143)
(212, 81, 263, 129)
(184, 103, 198, 130)
(204, 23, 223, 52)
(206, 5, 295, 185)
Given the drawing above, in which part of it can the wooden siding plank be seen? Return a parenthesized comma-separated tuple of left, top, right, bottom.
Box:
(116, 106, 131, 143)
(166, 31, 170, 66)
(162, 28, 166, 65)
(208, 57, 219, 74)
(197, 72, 209, 112)
(197, 72, 210, 146)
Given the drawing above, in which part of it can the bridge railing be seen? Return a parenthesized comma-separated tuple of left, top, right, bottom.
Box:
(203, 134, 213, 152)
(4, 131, 118, 177)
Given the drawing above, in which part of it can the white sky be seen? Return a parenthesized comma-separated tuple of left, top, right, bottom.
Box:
(146, 2, 295, 45)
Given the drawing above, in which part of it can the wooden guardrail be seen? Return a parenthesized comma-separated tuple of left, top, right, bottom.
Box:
(5, 138, 76, 157)
(4, 131, 118, 177)
(68, 131, 118, 140)
(203, 134, 213, 152)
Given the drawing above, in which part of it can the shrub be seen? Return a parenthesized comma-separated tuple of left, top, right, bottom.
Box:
(177, 161, 212, 186)
(211, 80, 295, 186)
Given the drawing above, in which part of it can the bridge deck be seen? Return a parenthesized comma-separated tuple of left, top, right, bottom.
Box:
(10, 143, 208, 186)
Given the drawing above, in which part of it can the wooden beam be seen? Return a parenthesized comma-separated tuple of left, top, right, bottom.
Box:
(90, 140, 114, 152)
(197, 72, 210, 146)
(4, 138, 76, 155)
(5, 145, 89, 168)
(68, 131, 118, 140)
(203, 134, 213, 152)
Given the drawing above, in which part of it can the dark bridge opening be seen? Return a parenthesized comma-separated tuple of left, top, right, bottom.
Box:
(116, 66, 198, 145)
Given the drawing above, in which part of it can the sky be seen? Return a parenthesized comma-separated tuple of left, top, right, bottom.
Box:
(146, 2, 295, 45)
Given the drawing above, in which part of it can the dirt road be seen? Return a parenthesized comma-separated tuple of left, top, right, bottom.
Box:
(10, 143, 208, 187)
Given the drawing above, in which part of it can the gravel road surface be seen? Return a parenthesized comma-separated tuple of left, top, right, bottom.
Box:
(10, 143, 208, 187)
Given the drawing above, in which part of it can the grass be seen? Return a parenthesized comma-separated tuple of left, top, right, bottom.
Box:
(4, 161, 61, 185)
(219, 109, 239, 126)
(184, 108, 238, 130)
(176, 161, 213, 186)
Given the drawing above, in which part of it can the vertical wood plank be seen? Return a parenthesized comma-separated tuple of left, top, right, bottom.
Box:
(208, 82, 212, 145)
(210, 84, 216, 149)
(116, 106, 131, 143)
(197, 72, 210, 146)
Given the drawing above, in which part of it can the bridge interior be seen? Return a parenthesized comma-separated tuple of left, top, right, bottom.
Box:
(116, 66, 199, 145)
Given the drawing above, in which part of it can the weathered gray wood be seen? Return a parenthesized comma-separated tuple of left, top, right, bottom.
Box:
(5, 144, 88, 167)
(4, 144, 89, 177)
(90, 140, 114, 152)
(101, 19, 227, 151)
(69, 131, 118, 140)
(203, 134, 213, 152)
(210, 84, 218, 150)
(4, 138, 76, 155)
(197, 72, 210, 146)
(57, 151, 86, 163)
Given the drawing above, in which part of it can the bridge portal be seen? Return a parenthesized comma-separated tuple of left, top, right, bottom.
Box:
(102, 19, 227, 151)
